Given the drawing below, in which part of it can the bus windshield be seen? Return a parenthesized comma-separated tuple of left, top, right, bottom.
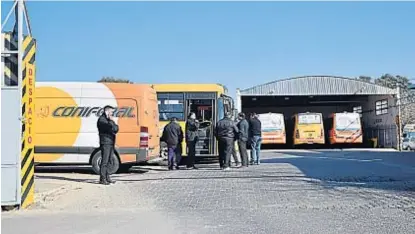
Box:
(335, 113, 360, 130)
(298, 113, 321, 124)
(258, 113, 284, 131)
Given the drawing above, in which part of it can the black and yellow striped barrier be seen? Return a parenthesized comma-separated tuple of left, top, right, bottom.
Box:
(20, 35, 36, 208)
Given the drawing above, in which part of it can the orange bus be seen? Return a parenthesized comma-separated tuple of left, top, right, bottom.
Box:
(293, 112, 325, 145)
(35, 82, 160, 174)
(257, 113, 286, 144)
(328, 112, 362, 144)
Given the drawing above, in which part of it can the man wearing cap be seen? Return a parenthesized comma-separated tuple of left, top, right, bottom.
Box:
(214, 112, 239, 171)
(97, 105, 119, 185)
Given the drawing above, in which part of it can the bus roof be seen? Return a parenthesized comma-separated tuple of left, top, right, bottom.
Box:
(151, 83, 227, 94)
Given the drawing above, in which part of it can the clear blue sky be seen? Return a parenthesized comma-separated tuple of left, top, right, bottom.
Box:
(2, 1, 415, 95)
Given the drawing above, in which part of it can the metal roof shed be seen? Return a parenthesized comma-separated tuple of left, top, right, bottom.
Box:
(238, 76, 396, 96)
(236, 75, 397, 112)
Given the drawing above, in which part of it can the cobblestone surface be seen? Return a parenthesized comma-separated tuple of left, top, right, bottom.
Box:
(3, 150, 415, 234)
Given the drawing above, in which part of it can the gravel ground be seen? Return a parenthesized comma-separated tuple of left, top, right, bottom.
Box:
(2, 150, 415, 234)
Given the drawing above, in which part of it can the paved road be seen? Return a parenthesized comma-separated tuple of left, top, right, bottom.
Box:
(3, 150, 415, 234)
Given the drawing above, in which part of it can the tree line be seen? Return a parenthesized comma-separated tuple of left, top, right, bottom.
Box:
(357, 74, 412, 90)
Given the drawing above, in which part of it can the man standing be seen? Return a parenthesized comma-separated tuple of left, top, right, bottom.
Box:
(237, 113, 249, 167)
(97, 105, 119, 185)
(215, 112, 239, 171)
(249, 113, 262, 165)
(185, 112, 199, 169)
(231, 118, 242, 168)
(161, 117, 184, 170)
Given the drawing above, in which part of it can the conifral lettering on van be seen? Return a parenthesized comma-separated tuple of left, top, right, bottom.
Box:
(52, 106, 135, 118)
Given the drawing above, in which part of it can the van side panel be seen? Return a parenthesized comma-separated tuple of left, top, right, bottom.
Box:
(35, 82, 159, 165)
(143, 86, 160, 159)
(105, 83, 160, 162)
(35, 83, 86, 163)
(104, 84, 141, 148)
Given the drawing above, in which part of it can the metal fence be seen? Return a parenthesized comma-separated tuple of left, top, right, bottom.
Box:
(363, 124, 398, 149)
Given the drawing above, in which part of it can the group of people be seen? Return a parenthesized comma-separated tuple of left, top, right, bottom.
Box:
(95, 105, 263, 185)
(215, 112, 262, 170)
(161, 111, 262, 171)
(161, 112, 199, 170)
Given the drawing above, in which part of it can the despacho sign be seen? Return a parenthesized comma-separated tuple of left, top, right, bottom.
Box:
(52, 106, 135, 118)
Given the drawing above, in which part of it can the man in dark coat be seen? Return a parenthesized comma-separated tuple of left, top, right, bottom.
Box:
(215, 112, 239, 170)
(185, 112, 199, 169)
(161, 117, 184, 170)
(231, 118, 242, 168)
(249, 113, 262, 165)
(97, 105, 119, 185)
(237, 112, 249, 167)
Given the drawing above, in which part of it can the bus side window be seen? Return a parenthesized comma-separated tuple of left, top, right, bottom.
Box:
(217, 98, 225, 120)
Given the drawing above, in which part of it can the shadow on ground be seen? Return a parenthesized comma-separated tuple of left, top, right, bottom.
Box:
(34, 166, 150, 184)
(261, 150, 415, 192)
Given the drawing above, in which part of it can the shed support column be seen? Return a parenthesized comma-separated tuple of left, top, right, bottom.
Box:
(396, 86, 402, 151)
(236, 88, 242, 114)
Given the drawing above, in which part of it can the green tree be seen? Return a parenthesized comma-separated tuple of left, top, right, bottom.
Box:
(357, 76, 372, 83)
(98, 76, 133, 84)
(374, 74, 414, 125)
(374, 74, 411, 89)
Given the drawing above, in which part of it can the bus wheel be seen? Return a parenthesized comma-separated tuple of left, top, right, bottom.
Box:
(91, 151, 120, 175)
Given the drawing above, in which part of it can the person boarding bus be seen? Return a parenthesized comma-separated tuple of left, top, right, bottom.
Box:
(185, 112, 199, 169)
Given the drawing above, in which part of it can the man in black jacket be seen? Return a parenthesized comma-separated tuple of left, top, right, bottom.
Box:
(185, 112, 199, 169)
(237, 112, 249, 167)
(97, 105, 119, 185)
(249, 113, 262, 165)
(161, 117, 184, 170)
(231, 118, 241, 168)
(215, 112, 239, 170)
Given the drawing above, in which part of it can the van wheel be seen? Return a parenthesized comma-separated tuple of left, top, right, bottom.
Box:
(91, 151, 120, 175)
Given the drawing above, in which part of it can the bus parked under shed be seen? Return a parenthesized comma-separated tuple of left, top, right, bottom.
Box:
(237, 76, 398, 149)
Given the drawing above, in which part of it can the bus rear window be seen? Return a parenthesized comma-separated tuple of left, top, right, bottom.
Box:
(258, 114, 284, 130)
(335, 114, 360, 130)
(298, 114, 321, 124)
